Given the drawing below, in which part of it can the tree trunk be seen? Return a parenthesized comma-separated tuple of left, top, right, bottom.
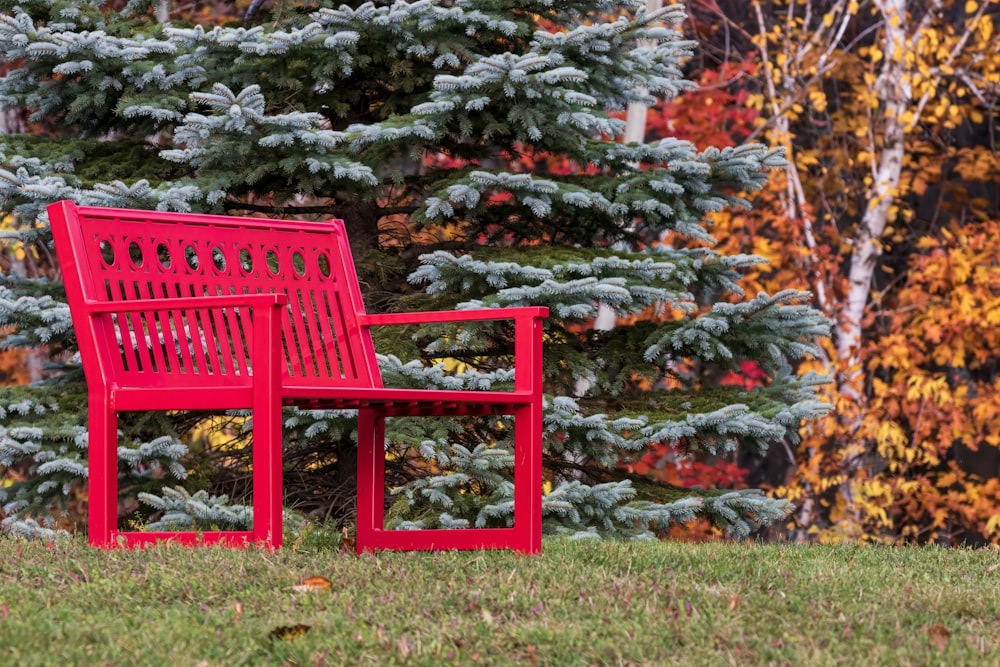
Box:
(339, 201, 382, 267)
(837, 0, 909, 386)
(833, 0, 912, 514)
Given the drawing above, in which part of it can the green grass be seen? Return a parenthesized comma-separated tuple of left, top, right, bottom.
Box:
(1, 537, 999, 666)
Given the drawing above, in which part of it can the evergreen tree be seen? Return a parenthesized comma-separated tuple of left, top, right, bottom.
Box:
(0, 0, 830, 540)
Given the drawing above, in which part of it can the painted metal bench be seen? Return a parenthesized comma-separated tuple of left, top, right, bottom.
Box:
(48, 200, 547, 553)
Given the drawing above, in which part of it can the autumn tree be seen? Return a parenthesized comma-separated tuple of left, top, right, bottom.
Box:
(672, 0, 1000, 542)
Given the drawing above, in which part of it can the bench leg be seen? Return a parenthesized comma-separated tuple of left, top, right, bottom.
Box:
(355, 407, 541, 554)
(251, 306, 284, 549)
(355, 409, 386, 554)
(514, 404, 543, 555)
(251, 397, 283, 549)
(88, 394, 118, 548)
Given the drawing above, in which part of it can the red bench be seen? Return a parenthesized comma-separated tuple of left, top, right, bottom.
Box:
(48, 200, 547, 553)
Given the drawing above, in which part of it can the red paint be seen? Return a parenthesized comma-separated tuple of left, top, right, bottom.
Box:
(48, 201, 547, 554)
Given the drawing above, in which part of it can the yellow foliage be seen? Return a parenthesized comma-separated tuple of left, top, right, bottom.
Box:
(675, 0, 1000, 545)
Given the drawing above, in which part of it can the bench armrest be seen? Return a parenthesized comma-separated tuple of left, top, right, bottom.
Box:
(360, 306, 548, 326)
(361, 306, 547, 394)
(84, 293, 286, 393)
(85, 293, 289, 313)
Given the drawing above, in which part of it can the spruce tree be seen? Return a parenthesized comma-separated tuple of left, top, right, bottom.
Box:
(0, 0, 830, 540)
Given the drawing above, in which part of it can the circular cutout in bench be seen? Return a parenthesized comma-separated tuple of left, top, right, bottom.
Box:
(211, 247, 226, 272)
(317, 252, 331, 278)
(266, 249, 280, 275)
(184, 245, 199, 270)
(128, 241, 143, 268)
(156, 243, 171, 269)
(292, 251, 306, 277)
(98, 239, 115, 267)
(239, 247, 253, 273)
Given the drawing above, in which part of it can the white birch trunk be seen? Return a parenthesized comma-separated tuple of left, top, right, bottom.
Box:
(836, 0, 913, 397)
(623, 0, 662, 146)
(837, 0, 910, 390)
(832, 0, 912, 516)
(575, 0, 661, 394)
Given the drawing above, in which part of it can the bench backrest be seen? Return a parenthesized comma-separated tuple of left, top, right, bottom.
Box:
(48, 200, 382, 391)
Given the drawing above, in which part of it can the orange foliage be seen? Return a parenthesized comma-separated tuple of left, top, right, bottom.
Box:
(855, 221, 1000, 542)
(652, 0, 1000, 545)
(0, 348, 35, 385)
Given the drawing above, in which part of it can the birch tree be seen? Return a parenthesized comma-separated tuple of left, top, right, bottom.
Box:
(686, 0, 1000, 538)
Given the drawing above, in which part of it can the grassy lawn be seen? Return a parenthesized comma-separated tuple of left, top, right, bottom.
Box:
(1, 537, 998, 666)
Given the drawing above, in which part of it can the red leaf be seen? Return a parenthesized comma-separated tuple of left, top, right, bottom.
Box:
(928, 623, 950, 650)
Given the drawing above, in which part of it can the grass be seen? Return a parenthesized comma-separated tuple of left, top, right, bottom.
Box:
(1, 537, 999, 666)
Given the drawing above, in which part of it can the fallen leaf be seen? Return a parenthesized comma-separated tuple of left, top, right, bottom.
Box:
(985, 563, 1000, 576)
(292, 576, 333, 592)
(1, 603, 8, 619)
(269, 624, 312, 641)
(339, 527, 355, 554)
(233, 601, 243, 621)
(928, 623, 950, 650)
(728, 594, 740, 611)
(397, 636, 411, 660)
